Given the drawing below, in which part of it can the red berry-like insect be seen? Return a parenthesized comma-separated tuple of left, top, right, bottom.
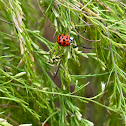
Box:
(57, 34, 92, 49)
(57, 34, 74, 46)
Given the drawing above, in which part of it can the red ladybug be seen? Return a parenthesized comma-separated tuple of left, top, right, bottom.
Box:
(57, 34, 74, 46)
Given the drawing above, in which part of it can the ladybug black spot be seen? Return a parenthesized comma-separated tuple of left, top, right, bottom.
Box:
(63, 42, 65, 45)
(64, 34, 65, 35)
(66, 37, 68, 39)
(59, 42, 61, 45)
(63, 39, 65, 41)
(62, 37, 63, 38)
(66, 44, 69, 46)
(59, 39, 61, 41)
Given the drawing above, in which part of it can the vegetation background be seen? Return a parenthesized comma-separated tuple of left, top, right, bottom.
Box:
(0, 0, 126, 126)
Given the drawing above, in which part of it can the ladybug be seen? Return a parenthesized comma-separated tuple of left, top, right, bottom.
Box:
(57, 34, 74, 46)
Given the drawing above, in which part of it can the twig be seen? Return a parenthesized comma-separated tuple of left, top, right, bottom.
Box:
(0, 18, 13, 25)
(73, 45, 94, 49)
(3, 113, 11, 121)
(96, 0, 112, 12)
(1, 114, 19, 126)
(53, 59, 62, 79)
(70, 19, 99, 42)
(0, 104, 19, 108)
(37, 0, 55, 26)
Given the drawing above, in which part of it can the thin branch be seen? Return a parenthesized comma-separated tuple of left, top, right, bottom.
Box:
(70, 19, 99, 42)
(1, 114, 19, 126)
(37, 0, 55, 26)
(96, 0, 112, 12)
(53, 59, 62, 79)
(0, 104, 19, 108)
(3, 113, 11, 121)
(0, 18, 13, 25)
(73, 45, 94, 49)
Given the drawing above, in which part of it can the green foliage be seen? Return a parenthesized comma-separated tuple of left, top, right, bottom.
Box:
(0, 0, 126, 126)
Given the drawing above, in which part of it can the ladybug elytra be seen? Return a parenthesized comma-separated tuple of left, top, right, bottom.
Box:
(57, 34, 74, 46)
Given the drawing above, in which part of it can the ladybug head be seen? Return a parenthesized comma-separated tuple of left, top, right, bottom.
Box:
(69, 37, 74, 44)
